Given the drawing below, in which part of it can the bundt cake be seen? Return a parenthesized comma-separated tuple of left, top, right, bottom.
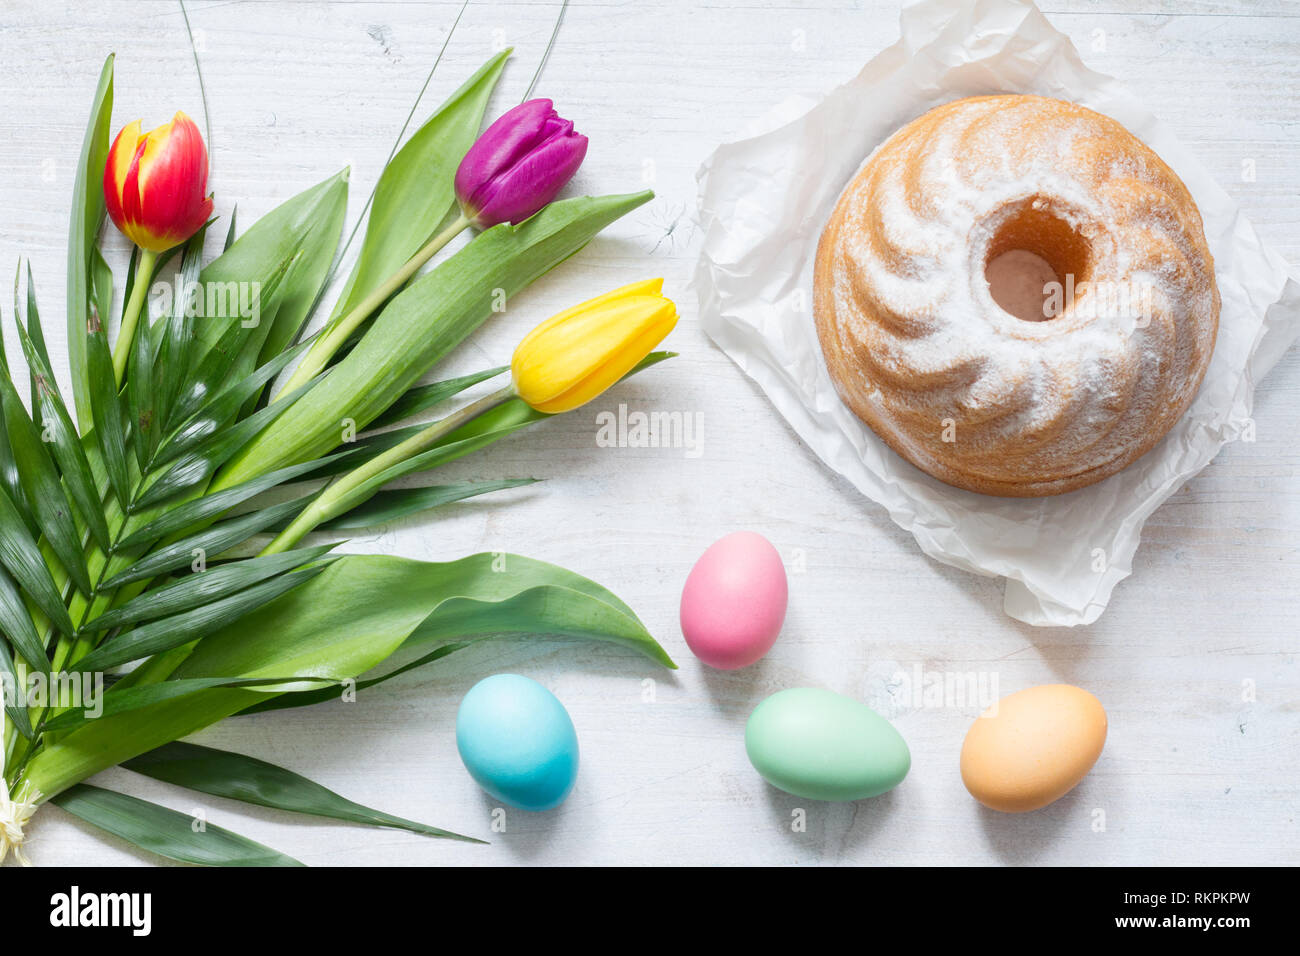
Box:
(813, 94, 1219, 497)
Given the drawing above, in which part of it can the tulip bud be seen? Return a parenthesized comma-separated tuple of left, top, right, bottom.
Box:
(512, 279, 677, 414)
(454, 99, 588, 228)
(103, 111, 213, 253)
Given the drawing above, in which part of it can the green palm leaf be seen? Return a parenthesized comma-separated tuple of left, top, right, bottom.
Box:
(51, 784, 302, 867)
(153, 335, 314, 466)
(159, 251, 299, 440)
(85, 302, 133, 508)
(149, 228, 208, 431)
(0, 416, 36, 538)
(64, 55, 114, 427)
(0, 363, 93, 594)
(75, 563, 331, 672)
(125, 742, 482, 843)
(135, 376, 318, 511)
(317, 477, 537, 531)
(0, 485, 76, 635)
(106, 497, 323, 600)
(42, 674, 337, 735)
(125, 283, 159, 467)
(84, 544, 336, 632)
(368, 365, 508, 430)
(19, 263, 56, 411)
(0, 635, 35, 738)
(12, 320, 112, 551)
(112, 452, 349, 553)
(0, 562, 49, 671)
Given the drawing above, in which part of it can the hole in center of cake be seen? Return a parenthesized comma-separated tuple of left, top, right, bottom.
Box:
(986, 250, 1062, 322)
(983, 199, 1091, 323)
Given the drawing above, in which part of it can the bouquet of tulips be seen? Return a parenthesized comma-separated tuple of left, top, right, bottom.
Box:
(0, 50, 677, 866)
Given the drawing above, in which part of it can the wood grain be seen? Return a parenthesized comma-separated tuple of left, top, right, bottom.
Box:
(1, 0, 1296, 866)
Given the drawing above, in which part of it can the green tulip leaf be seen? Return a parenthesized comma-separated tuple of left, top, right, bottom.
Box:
(193, 169, 348, 377)
(216, 189, 653, 488)
(22, 552, 671, 801)
(327, 49, 509, 328)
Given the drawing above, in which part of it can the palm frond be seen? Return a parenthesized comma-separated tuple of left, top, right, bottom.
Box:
(0, 361, 93, 594)
(13, 320, 112, 552)
(85, 306, 133, 509)
(83, 544, 337, 633)
(51, 784, 303, 867)
(75, 563, 331, 672)
(101, 496, 315, 590)
(125, 741, 482, 843)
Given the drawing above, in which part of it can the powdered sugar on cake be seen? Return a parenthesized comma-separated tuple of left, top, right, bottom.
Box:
(813, 94, 1219, 497)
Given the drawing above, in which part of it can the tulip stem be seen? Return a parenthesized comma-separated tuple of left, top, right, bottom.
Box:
(260, 382, 514, 555)
(111, 248, 158, 384)
(274, 214, 471, 401)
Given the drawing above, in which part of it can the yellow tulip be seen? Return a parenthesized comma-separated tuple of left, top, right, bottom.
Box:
(511, 279, 678, 414)
(263, 280, 675, 556)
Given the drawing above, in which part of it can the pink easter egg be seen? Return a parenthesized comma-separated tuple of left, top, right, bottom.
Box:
(680, 531, 788, 670)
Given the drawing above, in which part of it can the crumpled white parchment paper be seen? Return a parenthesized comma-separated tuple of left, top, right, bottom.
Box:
(694, 0, 1300, 626)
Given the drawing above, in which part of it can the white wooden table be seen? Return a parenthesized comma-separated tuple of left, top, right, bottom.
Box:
(2, 0, 1297, 866)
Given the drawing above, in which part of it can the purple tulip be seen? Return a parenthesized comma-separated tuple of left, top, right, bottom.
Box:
(454, 98, 589, 228)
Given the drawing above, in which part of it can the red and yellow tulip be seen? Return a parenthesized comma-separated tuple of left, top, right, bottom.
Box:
(103, 111, 213, 253)
(103, 111, 213, 381)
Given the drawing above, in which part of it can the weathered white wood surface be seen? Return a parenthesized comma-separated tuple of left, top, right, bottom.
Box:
(1, 0, 1297, 866)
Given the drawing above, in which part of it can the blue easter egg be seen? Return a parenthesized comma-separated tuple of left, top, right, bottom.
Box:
(455, 674, 579, 811)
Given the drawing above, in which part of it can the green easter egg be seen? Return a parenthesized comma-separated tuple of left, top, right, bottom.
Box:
(745, 687, 911, 801)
